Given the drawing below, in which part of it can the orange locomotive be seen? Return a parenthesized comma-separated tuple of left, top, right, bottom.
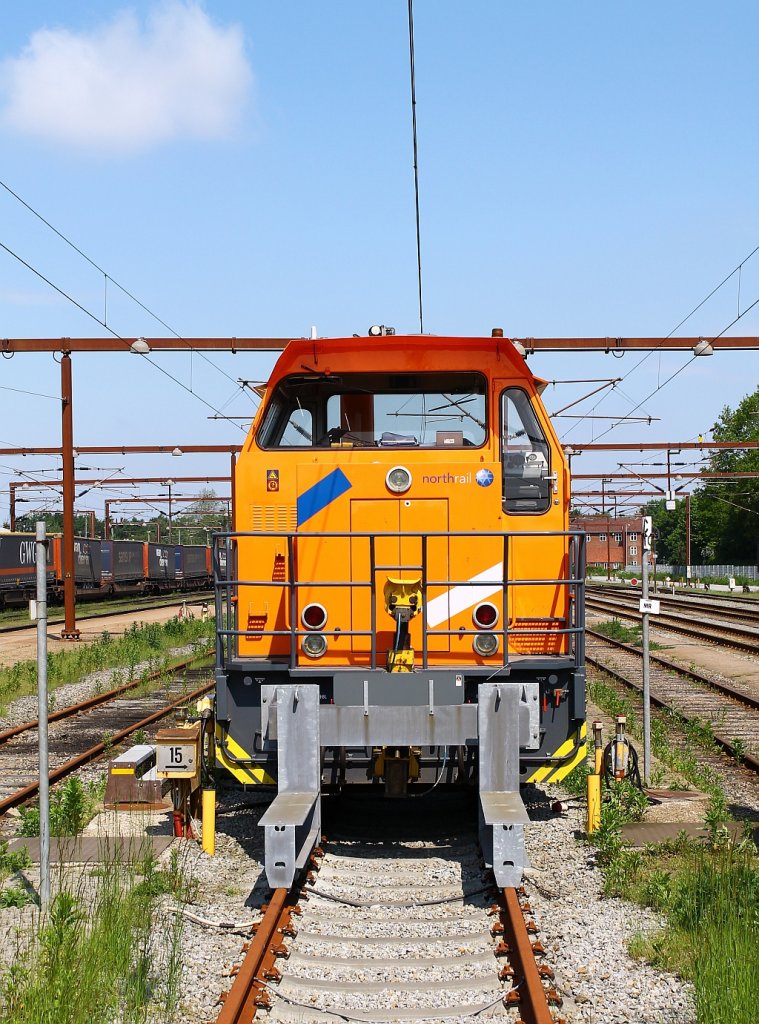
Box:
(214, 329, 586, 887)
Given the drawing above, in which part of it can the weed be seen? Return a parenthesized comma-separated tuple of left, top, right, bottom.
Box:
(0, 617, 214, 714)
(0, 841, 31, 882)
(594, 618, 641, 644)
(133, 728, 147, 746)
(0, 885, 33, 909)
(18, 778, 101, 838)
(731, 737, 746, 764)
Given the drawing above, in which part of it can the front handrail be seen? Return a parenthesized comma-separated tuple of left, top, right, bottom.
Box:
(213, 529, 586, 672)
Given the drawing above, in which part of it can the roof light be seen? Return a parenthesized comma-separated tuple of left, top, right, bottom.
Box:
(368, 325, 396, 337)
(693, 338, 714, 356)
(172, 447, 183, 457)
(130, 337, 151, 354)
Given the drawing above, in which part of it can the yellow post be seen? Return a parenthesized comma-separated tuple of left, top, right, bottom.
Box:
(593, 720, 604, 775)
(586, 772, 601, 834)
(201, 788, 216, 856)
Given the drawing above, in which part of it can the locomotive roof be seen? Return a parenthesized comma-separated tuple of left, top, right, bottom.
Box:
(267, 335, 547, 390)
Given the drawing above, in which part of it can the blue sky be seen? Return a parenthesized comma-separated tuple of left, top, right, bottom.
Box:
(0, 1, 757, 524)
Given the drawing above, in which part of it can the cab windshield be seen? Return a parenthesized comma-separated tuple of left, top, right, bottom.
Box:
(257, 371, 487, 449)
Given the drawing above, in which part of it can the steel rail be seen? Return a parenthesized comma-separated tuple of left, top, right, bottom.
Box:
(0, 593, 212, 636)
(586, 597, 759, 653)
(0, 647, 213, 746)
(497, 887, 556, 1024)
(586, 653, 759, 775)
(0, 679, 213, 816)
(586, 628, 759, 712)
(216, 888, 297, 1023)
(587, 586, 759, 623)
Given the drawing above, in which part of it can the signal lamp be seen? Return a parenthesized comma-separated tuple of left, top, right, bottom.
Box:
(302, 633, 327, 658)
(386, 466, 412, 493)
(473, 632, 499, 656)
(473, 602, 499, 628)
(301, 603, 328, 630)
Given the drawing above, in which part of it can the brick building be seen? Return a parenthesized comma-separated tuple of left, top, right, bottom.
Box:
(571, 515, 651, 573)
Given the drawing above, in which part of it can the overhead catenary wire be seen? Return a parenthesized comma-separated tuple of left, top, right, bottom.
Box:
(592, 296, 759, 443)
(0, 238, 248, 431)
(559, 245, 759, 444)
(407, 0, 424, 334)
(0, 177, 256, 404)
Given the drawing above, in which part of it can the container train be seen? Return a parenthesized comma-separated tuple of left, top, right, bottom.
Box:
(213, 330, 586, 889)
(0, 533, 215, 608)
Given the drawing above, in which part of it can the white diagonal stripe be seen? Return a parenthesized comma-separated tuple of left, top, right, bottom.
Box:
(426, 561, 504, 629)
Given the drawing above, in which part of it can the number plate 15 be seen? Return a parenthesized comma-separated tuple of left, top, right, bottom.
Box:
(157, 742, 196, 774)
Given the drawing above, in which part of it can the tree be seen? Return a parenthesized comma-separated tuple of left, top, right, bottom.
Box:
(696, 386, 759, 563)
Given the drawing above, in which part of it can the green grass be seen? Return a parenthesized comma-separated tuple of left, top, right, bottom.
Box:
(625, 838, 759, 1024)
(0, 592, 213, 630)
(592, 617, 664, 650)
(0, 616, 214, 712)
(17, 778, 105, 839)
(584, 667, 759, 1023)
(0, 849, 191, 1023)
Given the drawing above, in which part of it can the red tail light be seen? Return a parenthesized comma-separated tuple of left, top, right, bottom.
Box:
(301, 603, 328, 630)
(473, 602, 499, 628)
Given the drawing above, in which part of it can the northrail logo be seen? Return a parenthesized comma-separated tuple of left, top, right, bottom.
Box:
(422, 472, 472, 485)
(476, 469, 494, 487)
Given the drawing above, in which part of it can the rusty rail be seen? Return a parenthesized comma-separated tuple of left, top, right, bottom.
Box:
(0, 679, 213, 816)
(493, 886, 561, 1024)
(0, 593, 213, 636)
(0, 647, 213, 747)
(216, 888, 299, 1024)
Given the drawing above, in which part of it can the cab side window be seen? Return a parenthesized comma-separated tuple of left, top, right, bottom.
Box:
(501, 389, 551, 514)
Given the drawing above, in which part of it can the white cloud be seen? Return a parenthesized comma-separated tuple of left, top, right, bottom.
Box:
(0, 2, 252, 154)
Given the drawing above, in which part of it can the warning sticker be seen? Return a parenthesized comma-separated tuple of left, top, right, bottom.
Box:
(266, 469, 280, 492)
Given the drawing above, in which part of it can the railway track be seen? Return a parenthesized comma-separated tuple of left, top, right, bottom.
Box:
(0, 592, 213, 636)
(588, 584, 759, 620)
(0, 663, 213, 818)
(586, 629, 759, 774)
(217, 810, 561, 1024)
(586, 594, 759, 653)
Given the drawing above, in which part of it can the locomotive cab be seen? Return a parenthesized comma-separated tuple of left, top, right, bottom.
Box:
(214, 333, 586, 888)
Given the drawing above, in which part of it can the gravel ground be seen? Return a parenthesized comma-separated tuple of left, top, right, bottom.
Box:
(524, 784, 694, 1023)
(0, 641, 206, 732)
(103, 783, 695, 1024)
(0, 784, 697, 1024)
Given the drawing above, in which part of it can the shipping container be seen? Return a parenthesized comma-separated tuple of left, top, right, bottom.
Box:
(69, 536, 102, 588)
(181, 545, 209, 580)
(0, 532, 54, 596)
(147, 543, 176, 585)
(108, 540, 146, 583)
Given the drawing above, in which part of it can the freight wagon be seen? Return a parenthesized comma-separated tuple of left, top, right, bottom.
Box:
(0, 534, 213, 608)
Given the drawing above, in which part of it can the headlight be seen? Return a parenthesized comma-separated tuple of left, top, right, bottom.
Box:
(386, 466, 412, 493)
(473, 632, 499, 656)
(302, 633, 328, 659)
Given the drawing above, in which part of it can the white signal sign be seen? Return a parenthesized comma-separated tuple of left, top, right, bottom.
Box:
(157, 742, 196, 773)
(639, 598, 660, 614)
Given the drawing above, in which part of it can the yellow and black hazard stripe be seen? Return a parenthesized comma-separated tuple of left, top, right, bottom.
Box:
(215, 727, 276, 786)
(526, 721, 588, 784)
